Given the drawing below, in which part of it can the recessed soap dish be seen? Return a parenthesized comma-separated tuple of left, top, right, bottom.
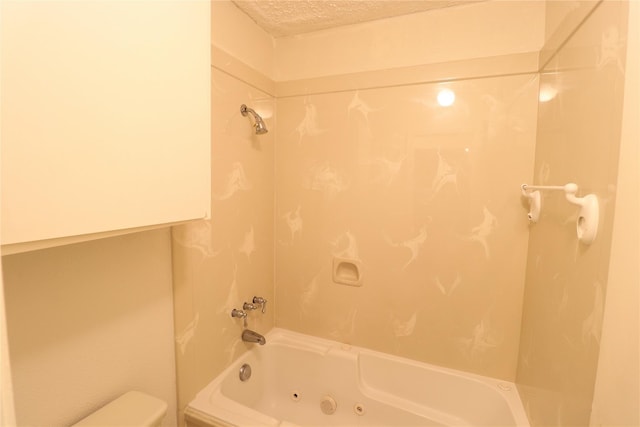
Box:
(332, 257, 363, 286)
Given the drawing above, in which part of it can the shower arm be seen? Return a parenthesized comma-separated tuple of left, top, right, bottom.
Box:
(240, 104, 257, 118)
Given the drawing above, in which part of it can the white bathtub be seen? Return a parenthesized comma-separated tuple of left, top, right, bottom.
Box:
(185, 328, 529, 427)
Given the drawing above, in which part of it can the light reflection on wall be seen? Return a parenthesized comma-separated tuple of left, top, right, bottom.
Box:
(437, 88, 456, 107)
(538, 84, 558, 102)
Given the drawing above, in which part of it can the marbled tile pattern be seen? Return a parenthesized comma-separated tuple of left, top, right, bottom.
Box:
(275, 74, 539, 380)
(516, 2, 629, 426)
(171, 67, 275, 418)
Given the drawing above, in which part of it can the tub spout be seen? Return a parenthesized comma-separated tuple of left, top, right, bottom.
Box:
(242, 329, 266, 345)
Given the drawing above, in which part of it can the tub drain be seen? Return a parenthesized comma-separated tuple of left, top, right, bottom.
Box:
(354, 403, 365, 416)
(320, 395, 337, 415)
(290, 391, 302, 402)
(238, 364, 251, 382)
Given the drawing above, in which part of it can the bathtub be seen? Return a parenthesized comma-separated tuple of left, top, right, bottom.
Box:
(185, 328, 529, 427)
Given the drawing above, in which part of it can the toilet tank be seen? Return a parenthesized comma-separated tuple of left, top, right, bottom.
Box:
(71, 391, 167, 427)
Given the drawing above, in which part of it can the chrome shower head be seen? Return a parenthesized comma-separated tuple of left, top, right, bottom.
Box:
(253, 117, 268, 135)
(240, 104, 268, 135)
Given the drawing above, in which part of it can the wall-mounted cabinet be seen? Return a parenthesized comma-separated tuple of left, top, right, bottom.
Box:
(1, 1, 211, 253)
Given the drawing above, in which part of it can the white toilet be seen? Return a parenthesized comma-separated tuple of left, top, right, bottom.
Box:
(71, 391, 167, 427)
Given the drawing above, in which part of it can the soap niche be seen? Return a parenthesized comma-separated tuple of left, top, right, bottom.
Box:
(332, 257, 363, 287)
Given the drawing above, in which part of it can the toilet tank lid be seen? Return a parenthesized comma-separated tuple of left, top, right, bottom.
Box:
(72, 391, 167, 427)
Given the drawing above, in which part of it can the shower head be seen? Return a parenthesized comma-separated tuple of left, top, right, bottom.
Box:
(240, 104, 268, 135)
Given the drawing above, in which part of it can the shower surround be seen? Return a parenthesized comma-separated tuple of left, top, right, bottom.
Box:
(517, 1, 629, 425)
(172, 1, 633, 426)
(275, 75, 537, 381)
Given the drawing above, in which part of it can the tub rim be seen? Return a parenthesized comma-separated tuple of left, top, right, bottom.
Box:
(186, 327, 530, 427)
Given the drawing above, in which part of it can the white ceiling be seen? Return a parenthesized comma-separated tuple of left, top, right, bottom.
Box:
(231, 0, 483, 38)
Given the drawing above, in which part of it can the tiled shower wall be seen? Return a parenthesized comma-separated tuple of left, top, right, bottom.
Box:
(275, 74, 539, 381)
(174, 2, 633, 425)
(516, 1, 629, 425)
(171, 63, 275, 418)
(170, 5, 544, 419)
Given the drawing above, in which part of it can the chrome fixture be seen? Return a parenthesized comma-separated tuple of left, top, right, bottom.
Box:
(242, 329, 266, 345)
(243, 302, 258, 311)
(239, 363, 252, 382)
(252, 296, 268, 313)
(231, 308, 247, 319)
(240, 104, 268, 135)
(231, 308, 248, 327)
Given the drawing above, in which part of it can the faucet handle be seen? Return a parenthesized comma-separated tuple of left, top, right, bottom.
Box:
(231, 308, 248, 327)
(252, 296, 268, 314)
(243, 302, 258, 311)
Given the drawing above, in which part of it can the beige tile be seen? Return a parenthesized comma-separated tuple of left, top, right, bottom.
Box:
(171, 65, 275, 409)
(276, 53, 539, 98)
(275, 74, 539, 381)
(516, 1, 629, 425)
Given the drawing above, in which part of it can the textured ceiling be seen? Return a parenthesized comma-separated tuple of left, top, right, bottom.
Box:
(231, 0, 483, 38)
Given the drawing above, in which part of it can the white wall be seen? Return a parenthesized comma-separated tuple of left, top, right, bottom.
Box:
(274, 0, 545, 81)
(0, 4, 16, 422)
(211, 0, 275, 80)
(0, 262, 16, 426)
(211, 0, 545, 84)
(590, 1, 640, 424)
(2, 229, 177, 426)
